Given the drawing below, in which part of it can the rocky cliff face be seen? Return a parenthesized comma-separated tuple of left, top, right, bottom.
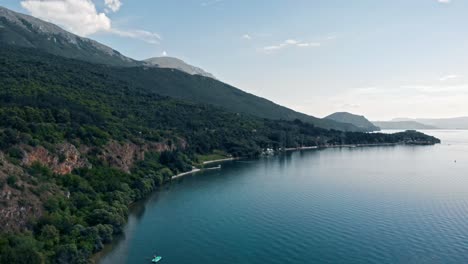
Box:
(0, 138, 186, 231)
(22, 143, 91, 175)
(144, 57, 216, 79)
(100, 139, 187, 173)
(21, 140, 186, 175)
(0, 152, 44, 232)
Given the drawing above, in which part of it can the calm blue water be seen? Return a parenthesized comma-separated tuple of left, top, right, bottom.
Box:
(99, 130, 468, 264)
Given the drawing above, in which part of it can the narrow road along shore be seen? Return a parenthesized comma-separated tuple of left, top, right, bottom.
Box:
(172, 157, 234, 180)
(172, 168, 201, 180)
(202, 157, 236, 164)
(284, 146, 319, 151)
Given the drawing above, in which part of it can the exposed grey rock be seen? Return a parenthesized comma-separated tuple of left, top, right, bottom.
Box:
(0, 6, 137, 65)
(144, 56, 216, 79)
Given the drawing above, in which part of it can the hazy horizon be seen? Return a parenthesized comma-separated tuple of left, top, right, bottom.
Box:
(2, 0, 467, 120)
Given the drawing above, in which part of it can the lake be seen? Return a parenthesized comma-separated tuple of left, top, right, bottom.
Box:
(98, 130, 468, 264)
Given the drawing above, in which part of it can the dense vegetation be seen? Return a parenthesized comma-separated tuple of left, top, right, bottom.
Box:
(0, 46, 440, 264)
(0, 5, 364, 132)
(0, 47, 440, 155)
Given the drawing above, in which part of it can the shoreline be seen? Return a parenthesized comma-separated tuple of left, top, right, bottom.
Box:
(93, 141, 436, 263)
(171, 142, 426, 181)
(324, 142, 437, 148)
(202, 157, 237, 165)
(322, 143, 399, 148)
(93, 158, 232, 263)
(285, 141, 435, 151)
(284, 146, 319, 151)
(172, 142, 433, 181)
(171, 167, 201, 180)
(170, 157, 236, 180)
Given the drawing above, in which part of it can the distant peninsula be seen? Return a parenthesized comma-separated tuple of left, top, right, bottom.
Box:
(372, 121, 438, 130)
(391, 117, 468, 130)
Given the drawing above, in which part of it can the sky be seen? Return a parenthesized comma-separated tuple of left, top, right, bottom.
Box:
(1, 0, 468, 120)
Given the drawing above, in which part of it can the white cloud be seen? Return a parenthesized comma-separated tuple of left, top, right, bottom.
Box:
(263, 39, 321, 52)
(21, 0, 111, 36)
(439, 74, 459, 81)
(162, 51, 167, 56)
(20, 0, 160, 44)
(242, 34, 252, 40)
(437, 0, 451, 3)
(104, 0, 122, 13)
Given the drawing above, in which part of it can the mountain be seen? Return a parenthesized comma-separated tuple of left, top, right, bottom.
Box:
(0, 6, 442, 263)
(0, 6, 219, 78)
(0, 45, 440, 263)
(373, 121, 438, 130)
(392, 117, 468, 129)
(111, 66, 364, 131)
(325, 112, 380, 132)
(144, 56, 216, 79)
(0, 6, 139, 66)
(0, 6, 218, 76)
(0, 6, 362, 132)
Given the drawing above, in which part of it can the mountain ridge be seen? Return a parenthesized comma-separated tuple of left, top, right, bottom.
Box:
(0, 5, 363, 132)
(0, 5, 219, 76)
(0, 6, 138, 66)
(144, 56, 216, 79)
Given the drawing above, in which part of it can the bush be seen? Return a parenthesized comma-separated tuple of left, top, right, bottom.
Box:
(0, 234, 44, 264)
(6, 175, 17, 187)
(28, 162, 54, 180)
(7, 147, 24, 160)
(54, 244, 87, 264)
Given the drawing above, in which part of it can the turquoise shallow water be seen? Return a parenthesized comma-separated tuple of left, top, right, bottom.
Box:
(99, 130, 468, 264)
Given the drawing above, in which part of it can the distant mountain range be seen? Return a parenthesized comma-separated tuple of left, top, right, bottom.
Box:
(391, 117, 468, 130)
(372, 117, 468, 130)
(0, 5, 364, 132)
(325, 112, 380, 132)
(372, 121, 438, 130)
(323, 112, 468, 131)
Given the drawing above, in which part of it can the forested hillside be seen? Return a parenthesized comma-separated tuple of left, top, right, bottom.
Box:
(0, 5, 363, 131)
(0, 46, 440, 263)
